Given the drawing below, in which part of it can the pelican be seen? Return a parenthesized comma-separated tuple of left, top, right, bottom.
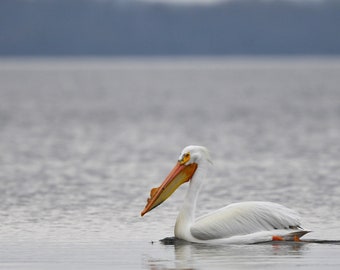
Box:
(141, 145, 310, 244)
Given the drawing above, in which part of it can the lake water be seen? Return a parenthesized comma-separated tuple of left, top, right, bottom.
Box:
(0, 57, 340, 269)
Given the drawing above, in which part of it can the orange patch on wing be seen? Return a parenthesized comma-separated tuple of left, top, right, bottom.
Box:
(272, 235, 284, 241)
(293, 235, 301, 242)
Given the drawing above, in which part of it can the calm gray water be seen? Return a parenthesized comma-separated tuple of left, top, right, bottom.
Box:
(0, 57, 340, 269)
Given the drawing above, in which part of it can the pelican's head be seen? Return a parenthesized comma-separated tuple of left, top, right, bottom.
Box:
(178, 145, 211, 165)
(141, 145, 211, 216)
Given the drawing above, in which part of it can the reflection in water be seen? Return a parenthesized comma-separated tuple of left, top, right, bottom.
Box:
(148, 239, 307, 269)
(176, 241, 306, 269)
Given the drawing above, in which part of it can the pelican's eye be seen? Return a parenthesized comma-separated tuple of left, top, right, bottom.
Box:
(180, 152, 190, 165)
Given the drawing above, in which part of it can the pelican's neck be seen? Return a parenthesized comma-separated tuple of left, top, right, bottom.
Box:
(174, 161, 208, 240)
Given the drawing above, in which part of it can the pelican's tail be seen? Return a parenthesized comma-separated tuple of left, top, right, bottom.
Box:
(273, 229, 311, 242)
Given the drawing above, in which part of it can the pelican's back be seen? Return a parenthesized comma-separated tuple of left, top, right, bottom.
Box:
(191, 201, 308, 241)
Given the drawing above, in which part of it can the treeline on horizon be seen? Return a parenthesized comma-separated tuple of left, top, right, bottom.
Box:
(0, 0, 340, 55)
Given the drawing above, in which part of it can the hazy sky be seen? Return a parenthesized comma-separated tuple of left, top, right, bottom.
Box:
(139, 0, 324, 4)
(2, 0, 338, 55)
(139, 0, 224, 4)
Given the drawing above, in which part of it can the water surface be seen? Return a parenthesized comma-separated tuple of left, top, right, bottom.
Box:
(0, 57, 340, 269)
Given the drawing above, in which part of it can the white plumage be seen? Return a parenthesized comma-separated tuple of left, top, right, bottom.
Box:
(189, 202, 306, 243)
(142, 145, 309, 243)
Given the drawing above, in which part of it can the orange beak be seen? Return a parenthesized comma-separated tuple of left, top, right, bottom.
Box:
(141, 162, 197, 216)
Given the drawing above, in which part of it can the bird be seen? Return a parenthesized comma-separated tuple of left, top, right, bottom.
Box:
(141, 145, 310, 244)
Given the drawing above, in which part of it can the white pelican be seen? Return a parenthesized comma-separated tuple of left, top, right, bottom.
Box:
(141, 145, 310, 244)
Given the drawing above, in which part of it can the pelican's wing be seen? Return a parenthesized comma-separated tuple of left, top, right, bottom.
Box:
(191, 201, 305, 240)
